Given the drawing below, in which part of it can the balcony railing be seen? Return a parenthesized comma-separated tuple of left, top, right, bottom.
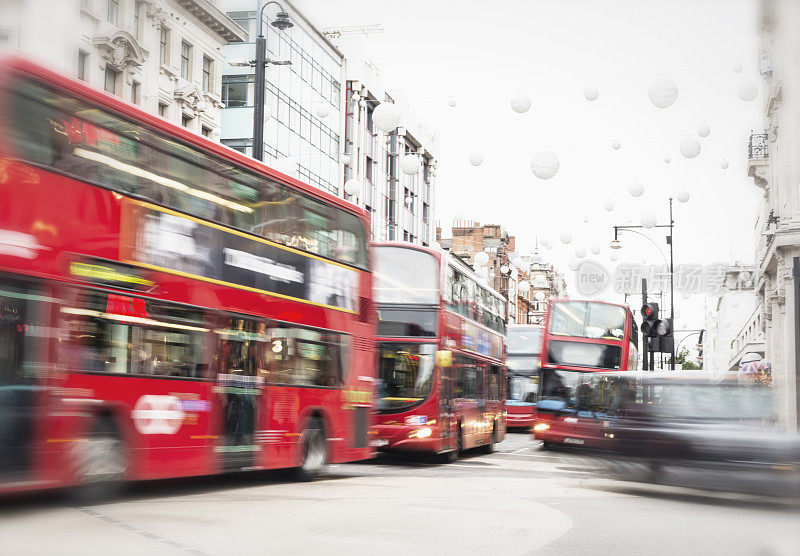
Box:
(748, 132, 769, 159)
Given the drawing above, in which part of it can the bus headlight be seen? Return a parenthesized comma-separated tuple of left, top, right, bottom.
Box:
(411, 427, 432, 439)
(533, 423, 550, 432)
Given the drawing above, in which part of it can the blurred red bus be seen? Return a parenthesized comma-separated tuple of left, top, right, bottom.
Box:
(0, 57, 376, 498)
(533, 299, 638, 448)
(505, 324, 544, 430)
(372, 243, 506, 461)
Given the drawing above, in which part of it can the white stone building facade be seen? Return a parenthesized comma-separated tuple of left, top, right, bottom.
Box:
(747, 0, 800, 431)
(1, 0, 246, 137)
(336, 36, 438, 246)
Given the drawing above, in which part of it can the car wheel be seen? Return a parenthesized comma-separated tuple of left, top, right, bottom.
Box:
(294, 419, 327, 481)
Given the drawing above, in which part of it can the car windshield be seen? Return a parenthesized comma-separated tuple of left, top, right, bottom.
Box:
(508, 374, 539, 404)
(538, 369, 635, 417)
(550, 301, 626, 340)
(651, 384, 774, 421)
(377, 342, 436, 413)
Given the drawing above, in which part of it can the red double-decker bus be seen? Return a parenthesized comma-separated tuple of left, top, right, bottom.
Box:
(0, 57, 375, 498)
(371, 243, 507, 462)
(533, 299, 638, 448)
(505, 324, 544, 430)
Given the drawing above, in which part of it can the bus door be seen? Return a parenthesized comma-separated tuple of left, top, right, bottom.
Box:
(438, 360, 456, 451)
(215, 316, 262, 471)
(0, 281, 42, 481)
(476, 363, 489, 443)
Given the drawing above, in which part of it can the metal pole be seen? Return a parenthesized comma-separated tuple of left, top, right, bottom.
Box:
(668, 197, 675, 370)
(793, 257, 800, 429)
(252, 2, 267, 162)
(642, 278, 648, 372)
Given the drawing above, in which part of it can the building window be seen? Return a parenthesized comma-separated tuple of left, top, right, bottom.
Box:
(78, 51, 88, 81)
(107, 0, 118, 25)
(104, 67, 117, 95)
(180, 41, 192, 80)
(0, 31, 11, 48)
(202, 56, 212, 92)
(131, 82, 140, 105)
(221, 75, 254, 107)
(158, 102, 168, 118)
(182, 114, 192, 128)
(221, 138, 253, 156)
(227, 11, 256, 40)
(201, 126, 211, 138)
(133, 1, 142, 40)
(159, 27, 169, 65)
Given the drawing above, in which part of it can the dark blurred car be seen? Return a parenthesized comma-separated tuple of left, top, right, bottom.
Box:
(604, 373, 800, 497)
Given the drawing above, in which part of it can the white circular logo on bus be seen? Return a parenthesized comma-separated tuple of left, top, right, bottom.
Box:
(132, 395, 185, 435)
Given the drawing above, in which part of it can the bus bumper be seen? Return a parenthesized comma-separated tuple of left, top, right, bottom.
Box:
(372, 424, 445, 454)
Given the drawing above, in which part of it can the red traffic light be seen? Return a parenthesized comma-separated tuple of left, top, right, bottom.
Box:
(640, 302, 659, 320)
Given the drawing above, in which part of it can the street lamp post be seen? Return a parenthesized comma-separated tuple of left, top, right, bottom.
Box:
(610, 198, 676, 369)
(250, 2, 293, 161)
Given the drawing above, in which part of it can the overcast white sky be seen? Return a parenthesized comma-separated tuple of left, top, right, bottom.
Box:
(296, 0, 763, 329)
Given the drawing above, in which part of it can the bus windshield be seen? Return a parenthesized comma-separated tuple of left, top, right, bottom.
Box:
(550, 301, 626, 340)
(374, 247, 439, 305)
(377, 342, 436, 412)
(538, 369, 635, 416)
(507, 327, 542, 355)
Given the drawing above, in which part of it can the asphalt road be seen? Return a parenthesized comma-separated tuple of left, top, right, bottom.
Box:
(2, 432, 798, 556)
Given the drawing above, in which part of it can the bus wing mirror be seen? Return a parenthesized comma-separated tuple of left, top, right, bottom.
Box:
(436, 350, 452, 368)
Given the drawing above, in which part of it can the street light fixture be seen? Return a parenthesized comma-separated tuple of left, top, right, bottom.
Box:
(248, 1, 294, 161)
(611, 197, 676, 369)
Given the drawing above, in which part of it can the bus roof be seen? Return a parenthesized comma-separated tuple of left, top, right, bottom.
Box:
(0, 55, 368, 220)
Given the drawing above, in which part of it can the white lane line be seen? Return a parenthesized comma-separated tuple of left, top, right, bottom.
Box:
(511, 448, 531, 454)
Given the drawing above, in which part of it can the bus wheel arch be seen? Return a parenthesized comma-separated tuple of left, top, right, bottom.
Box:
(294, 408, 328, 481)
(71, 407, 128, 503)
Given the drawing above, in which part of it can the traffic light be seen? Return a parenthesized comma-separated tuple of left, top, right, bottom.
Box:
(640, 302, 659, 337)
(641, 302, 673, 354)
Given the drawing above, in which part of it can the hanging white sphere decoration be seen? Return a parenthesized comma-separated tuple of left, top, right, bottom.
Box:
(721, 159, 729, 169)
(737, 82, 758, 101)
(468, 149, 484, 167)
(628, 181, 645, 198)
(500, 265, 509, 274)
(404, 196, 413, 206)
(372, 102, 401, 133)
(341, 154, 351, 166)
(603, 199, 615, 212)
(575, 248, 586, 259)
(733, 62, 743, 73)
(591, 244, 601, 255)
(343, 178, 361, 196)
(610, 254, 618, 262)
(517, 281, 531, 294)
(697, 122, 711, 137)
(510, 93, 531, 114)
(560, 232, 573, 245)
(676, 189, 690, 203)
(448, 96, 458, 108)
(530, 150, 560, 180)
(543, 239, 553, 250)
(584, 86, 599, 101)
(582, 215, 589, 224)
(400, 153, 420, 175)
(535, 292, 546, 302)
(664, 155, 671, 164)
(679, 137, 701, 159)
(474, 251, 490, 267)
(641, 213, 657, 229)
(568, 259, 580, 271)
(648, 75, 679, 108)
(314, 103, 330, 119)
(611, 140, 621, 150)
